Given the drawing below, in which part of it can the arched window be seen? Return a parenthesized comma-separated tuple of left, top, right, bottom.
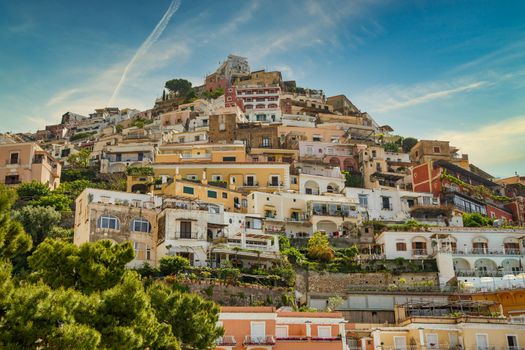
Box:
(97, 215, 120, 230)
(131, 218, 151, 233)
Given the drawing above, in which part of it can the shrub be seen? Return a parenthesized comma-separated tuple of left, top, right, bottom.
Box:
(159, 256, 190, 276)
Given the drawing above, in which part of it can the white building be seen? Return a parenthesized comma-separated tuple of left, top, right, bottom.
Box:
(345, 187, 437, 222)
(376, 228, 525, 291)
(236, 85, 281, 123)
(248, 191, 362, 238)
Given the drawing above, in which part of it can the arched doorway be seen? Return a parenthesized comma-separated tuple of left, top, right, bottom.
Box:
(304, 180, 320, 195)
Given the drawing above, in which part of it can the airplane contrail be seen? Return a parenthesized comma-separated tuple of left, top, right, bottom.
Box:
(108, 0, 181, 106)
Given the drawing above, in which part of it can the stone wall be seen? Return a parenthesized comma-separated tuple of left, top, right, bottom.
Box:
(183, 280, 288, 307)
(296, 271, 439, 296)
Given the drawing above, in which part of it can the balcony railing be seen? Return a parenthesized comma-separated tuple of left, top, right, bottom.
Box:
(311, 336, 342, 341)
(412, 249, 428, 256)
(244, 335, 276, 345)
(216, 336, 236, 346)
(243, 181, 259, 187)
(5, 159, 20, 165)
(451, 249, 522, 256)
(267, 181, 283, 187)
(455, 269, 525, 277)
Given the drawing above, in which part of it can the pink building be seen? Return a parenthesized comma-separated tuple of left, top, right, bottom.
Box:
(217, 307, 347, 350)
(298, 141, 359, 172)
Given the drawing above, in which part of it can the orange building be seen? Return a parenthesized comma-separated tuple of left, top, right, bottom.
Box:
(0, 140, 61, 189)
(217, 307, 347, 350)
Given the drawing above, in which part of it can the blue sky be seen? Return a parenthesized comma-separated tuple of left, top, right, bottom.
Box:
(1, 0, 524, 177)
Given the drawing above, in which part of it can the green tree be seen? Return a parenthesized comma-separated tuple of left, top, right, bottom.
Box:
(16, 181, 50, 203)
(165, 79, 193, 97)
(12, 206, 62, 245)
(31, 192, 73, 212)
(402, 137, 418, 153)
(0, 185, 32, 260)
(343, 171, 364, 188)
(29, 239, 135, 293)
(0, 282, 101, 350)
(307, 232, 334, 262)
(282, 247, 305, 266)
(159, 255, 190, 276)
(463, 212, 492, 227)
(68, 148, 92, 168)
(383, 142, 400, 152)
(56, 179, 94, 199)
(148, 282, 223, 350)
(94, 272, 180, 349)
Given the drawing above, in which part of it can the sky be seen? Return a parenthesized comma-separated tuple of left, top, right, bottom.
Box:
(0, 0, 524, 177)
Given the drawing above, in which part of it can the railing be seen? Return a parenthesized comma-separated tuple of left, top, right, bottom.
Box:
(267, 181, 283, 187)
(455, 269, 525, 277)
(412, 249, 428, 256)
(176, 231, 201, 239)
(243, 335, 276, 345)
(451, 249, 523, 256)
(216, 336, 236, 346)
(287, 214, 310, 222)
(311, 336, 342, 341)
(312, 210, 359, 218)
(5, 159, 20, 165)
(180, 153, 211, 159)
(243, 181, 259, 187)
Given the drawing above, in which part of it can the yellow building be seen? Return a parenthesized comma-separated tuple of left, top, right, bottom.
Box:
(147, 162, 291, 194)
(471, 289, 525, 317)
(127, 176, 247, 213)
(364, 301, 525, 350)
(156, 143, 247, 164)
(248, 147, 298, 163)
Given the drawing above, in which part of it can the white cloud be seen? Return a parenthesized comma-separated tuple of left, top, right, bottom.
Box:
(434, 115, 525, 174)
(367, 80, 488, 113)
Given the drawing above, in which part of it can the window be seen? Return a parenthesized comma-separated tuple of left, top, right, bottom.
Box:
(426, 334, 438, 349)
(317, 326, 331, 338)
(358, 194, 368, 208)
(223, 156, 236, 162)
(9, 152, 19, 164)
(267, 156, 275, 162)
(306, 146, 313, 154)
(97, 215, 120, 230)
(270, 175, 279, 186)
(207, 190, 217, 198)
(396, 242, 407, 251)
(222, 192, 228, 199)
(131, 218, 150, 233)
(381, 196, 391, 210)
(422, 197, 431, 205)
(194, 135, 200, 141)
(372, 150, 377, 158)
(178, 137, 185, 143)
(146, 245, 151, 260)
(4, 175, 19, 184)
(507, 335, 518, 350)
(262, 137, 270, 147)
(211, 175, 223, 182)
(180, 221, 192, 239)
(313, 135, 322, 142)
(183, 186, 194, 195)
(245, 175, 256, 186)
(186, 174, 198, 180)
(275, 326, 288, 338)
(433, 146, 441, 153)
(394, 336, 407, 350)
(476, 334, 489, 350)
(250, 322, 266, 341)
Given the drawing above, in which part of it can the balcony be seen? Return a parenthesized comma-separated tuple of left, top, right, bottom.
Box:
(311, 336, 342, 342)
(5, 159, 20, 166)
(216, 336, 236, 346)
(451, 249, 523, 256)
(244, 335, 276, 346)
(242, 181, 259, 187)
(412, 249, 428, 256)
(267, 181, 283, 187)
(455, 269, 525, 277)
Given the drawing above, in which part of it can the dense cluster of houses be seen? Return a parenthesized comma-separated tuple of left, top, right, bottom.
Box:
(2, 54, 525, 349)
